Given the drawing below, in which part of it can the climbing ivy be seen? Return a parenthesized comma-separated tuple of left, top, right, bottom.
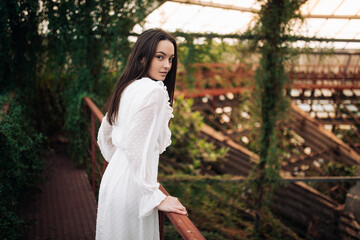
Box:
(246, 0, 306, 238)
(40, 0, 157, 163)
(1, 0, 158, 163)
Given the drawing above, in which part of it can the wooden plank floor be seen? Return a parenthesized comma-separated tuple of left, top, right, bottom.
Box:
(26, 152, 97, 239)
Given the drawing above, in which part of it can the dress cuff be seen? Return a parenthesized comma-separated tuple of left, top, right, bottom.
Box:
(139, 188, 167, 218)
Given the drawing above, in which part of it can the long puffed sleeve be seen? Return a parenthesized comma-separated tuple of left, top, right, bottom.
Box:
(97, 113, 116, 162)
(125, 87, 167, 218)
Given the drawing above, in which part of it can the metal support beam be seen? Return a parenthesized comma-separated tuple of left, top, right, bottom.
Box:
(169, 0, 258, 13)
(171, 176, 360, 183)
(168, 0, 360, 19)
(302, 14, 360, 20)
(282, 176, 360, 182)
(129, 31, 360, 43)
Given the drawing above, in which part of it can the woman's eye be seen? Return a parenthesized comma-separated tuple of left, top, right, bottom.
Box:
(156, 55, 163, 60)
(169, 58, 173, 63)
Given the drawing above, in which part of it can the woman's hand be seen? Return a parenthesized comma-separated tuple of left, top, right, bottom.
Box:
(157, 196, 187, 215)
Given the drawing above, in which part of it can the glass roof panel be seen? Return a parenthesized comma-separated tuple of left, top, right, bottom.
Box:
(343, 42, 360, 49)
(136, 0, 360, 49)
(335, 0, 360, 15)
(300, 0, 322, 15)
(297, 18, 327, 36)
(336, 20, 360, 39)
(309, 0, 344, 15)
(316, 19, 349, 38)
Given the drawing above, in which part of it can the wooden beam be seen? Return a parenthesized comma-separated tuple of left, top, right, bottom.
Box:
(198, 104, 360, 239)
(291, 102, 360, 165)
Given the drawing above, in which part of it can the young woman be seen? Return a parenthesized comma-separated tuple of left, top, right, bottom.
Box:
(96, 29, 187, 240)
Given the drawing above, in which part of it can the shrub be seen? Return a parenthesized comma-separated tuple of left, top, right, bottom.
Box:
(0, 94, 44, 240)
(162, 96, 228, 175)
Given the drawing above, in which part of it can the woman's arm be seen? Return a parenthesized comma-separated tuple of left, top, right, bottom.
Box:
(126, 85, 187, 217)
(157, 196, 187, 215)
(125, 87, 169, 217)
(97, 113, 116, 162)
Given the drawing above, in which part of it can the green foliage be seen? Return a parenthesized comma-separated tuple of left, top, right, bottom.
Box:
(160, 175, 302, 240)
(178, 38, 241, 65)
(333, 118, 360, 149)
(39, 0, 156, 163)
(0, 95, 44, 240)
(177, 37, 252, 89)
(163, 96, 228, 175)
(32, 73, 68, 136)
(0, 0, 40, 93)
(246, 0, 306, 236)
(308, 162, 358, 203)
(1, 0, 157, 164)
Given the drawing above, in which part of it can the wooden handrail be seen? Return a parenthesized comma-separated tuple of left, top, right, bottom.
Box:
(159, 185, 206, 240)
(83, 97, 205, 240)
(84, 97, 103, 122)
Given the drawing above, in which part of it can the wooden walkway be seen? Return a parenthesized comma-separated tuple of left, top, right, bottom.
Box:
(26, 151, 97, 239)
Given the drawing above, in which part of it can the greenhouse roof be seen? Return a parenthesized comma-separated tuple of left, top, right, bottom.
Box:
(133, 0, 360, 50)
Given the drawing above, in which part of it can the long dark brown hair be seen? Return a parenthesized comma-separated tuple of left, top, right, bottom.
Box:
(106, 28, 177, 125)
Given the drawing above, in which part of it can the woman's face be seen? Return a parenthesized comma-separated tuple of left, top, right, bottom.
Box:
(147, 40, 175, 81)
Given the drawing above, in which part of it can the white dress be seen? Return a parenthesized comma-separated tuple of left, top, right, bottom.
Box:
(95, 77, 174, 240)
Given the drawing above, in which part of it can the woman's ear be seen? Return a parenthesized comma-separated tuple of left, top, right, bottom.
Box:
(141, 57, 146, 66)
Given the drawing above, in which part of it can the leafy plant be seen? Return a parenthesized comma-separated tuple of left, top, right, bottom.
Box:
(0, 94, 44, 240)
(308, 162, 358, 203)
(160, 175, 302, 240)
(163, 96, 228, 175)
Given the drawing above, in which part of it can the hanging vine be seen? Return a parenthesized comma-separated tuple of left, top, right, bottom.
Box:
(247, 0, 306, 238)
(43, 0, 156, 162)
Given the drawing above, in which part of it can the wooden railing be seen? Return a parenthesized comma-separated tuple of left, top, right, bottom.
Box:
(176, 63, 253, 98)
(83, 97, 205, 240)
(175, 63, 360, 98)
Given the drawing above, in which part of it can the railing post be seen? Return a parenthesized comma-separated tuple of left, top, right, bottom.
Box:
(91, 112, 96, 195)
(84, 103, 88, 135)
(159, 211, 164, 240)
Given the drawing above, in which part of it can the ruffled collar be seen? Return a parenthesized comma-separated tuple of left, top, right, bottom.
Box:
(154, 80, 174, 153)
(155, 80, 165, 86)
(136, 77, 174, 153)
(155, 80, 169, 97)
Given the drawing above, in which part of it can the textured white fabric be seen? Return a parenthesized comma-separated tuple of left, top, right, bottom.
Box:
(95, 77, 173, 240)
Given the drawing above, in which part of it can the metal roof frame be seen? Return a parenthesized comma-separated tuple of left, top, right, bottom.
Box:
(169, 0, 360, 19)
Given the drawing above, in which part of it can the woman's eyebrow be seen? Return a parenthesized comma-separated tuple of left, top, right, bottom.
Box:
(156, 51, 175, 57)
